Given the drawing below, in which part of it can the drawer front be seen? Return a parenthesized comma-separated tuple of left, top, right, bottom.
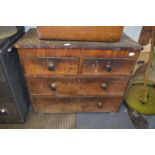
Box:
(0, 65, 7, 82)
(82, 58, 135, 76)
(0, 84, 22, 123)
(0, 83, 13, 103)
(0, 101, 22, 123)
(27, 76, 129, 96)
(31, 96, 123, 113)
(21, 57, 79, 76)
(18, 49, 139, 60)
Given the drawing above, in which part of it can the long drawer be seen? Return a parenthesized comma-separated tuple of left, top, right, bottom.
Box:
(27, 76, 129, 96)
(18, 49, 139, 60)
(31, 96, 123, 113)
(21, 57, 79, 76)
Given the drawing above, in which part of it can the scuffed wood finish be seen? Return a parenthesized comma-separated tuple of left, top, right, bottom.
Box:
(15, 29, 142, 51)
(82, 58, 136, 76)
(31, 96, 123, 113)
(15, 28, 142, 113)
(18, 48, 139, 59)
(21, 57, 79, 76)
(37, 26, 123, 42)
(26, 76, 129, 96)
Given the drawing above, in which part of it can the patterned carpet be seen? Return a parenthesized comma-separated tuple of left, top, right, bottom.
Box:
(0, 112, 76, 129)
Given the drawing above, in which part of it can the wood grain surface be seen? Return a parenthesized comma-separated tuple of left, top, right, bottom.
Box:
(82, 58, 136, 76)
(15, 29, 142, 51)
(21, 57, 79, 76)
(26, 76, 129, 96)
(18, 48, 139, 59)
(31, 96, 123, 113)
(37, 26, 123, 42)
(15, 28, 142, 113)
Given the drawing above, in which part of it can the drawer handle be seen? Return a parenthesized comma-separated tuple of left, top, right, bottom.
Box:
(50, 83, 56, 91)
(48, 62, 55, 71)
(106, 61, 112, 72)
(101, 83, 107, 90)
(0, 109, 8, 115)
(97, 102, 103, 108)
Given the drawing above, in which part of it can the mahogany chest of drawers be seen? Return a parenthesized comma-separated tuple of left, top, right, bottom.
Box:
(15, 28, 142, 113)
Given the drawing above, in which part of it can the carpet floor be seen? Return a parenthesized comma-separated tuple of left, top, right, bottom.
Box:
(0, 112, 76, 129)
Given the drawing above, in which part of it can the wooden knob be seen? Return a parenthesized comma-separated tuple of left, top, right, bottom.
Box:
(50, 83, 56, 91)
(101, 83, 107, 89)
(97, 102, 103, 108)
(106, 64, 112, 72)
(48, 62, 55, 71)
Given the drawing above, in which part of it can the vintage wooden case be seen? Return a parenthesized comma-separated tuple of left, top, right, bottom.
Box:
(37, 26, 124, 42)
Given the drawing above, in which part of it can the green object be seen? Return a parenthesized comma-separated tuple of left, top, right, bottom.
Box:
(125, 31, 155, 115)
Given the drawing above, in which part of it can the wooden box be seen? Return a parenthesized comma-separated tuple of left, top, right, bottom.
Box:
(37, 26, 124, 42)
(15, 28, 142, 113)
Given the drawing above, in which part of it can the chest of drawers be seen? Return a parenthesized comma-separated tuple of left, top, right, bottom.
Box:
(15, 28, 142, 113)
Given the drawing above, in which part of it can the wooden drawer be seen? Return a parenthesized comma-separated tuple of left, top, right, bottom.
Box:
(21, 57, 79, 76)
(18, 49, 139, 59)
(31, 96, 123, 113)
(27, 76, 129, 96)
(82, 58, 135, 76)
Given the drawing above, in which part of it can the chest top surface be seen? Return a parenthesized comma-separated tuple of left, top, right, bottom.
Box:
(15, 28, 142, 51)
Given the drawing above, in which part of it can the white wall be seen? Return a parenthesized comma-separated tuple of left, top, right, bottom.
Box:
(124, 26, 142, 42)
(25, 26, 142, 42)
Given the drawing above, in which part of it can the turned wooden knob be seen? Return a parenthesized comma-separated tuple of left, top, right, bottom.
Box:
(97, 102, 103, 108)
(106, 64, 112, 72)
(50, 83, 56, 91)
(101, 83, 107, 89)
(48, 62, 55, 71)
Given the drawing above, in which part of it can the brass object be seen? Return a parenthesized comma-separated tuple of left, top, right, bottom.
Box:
(125, 31, 155, 115)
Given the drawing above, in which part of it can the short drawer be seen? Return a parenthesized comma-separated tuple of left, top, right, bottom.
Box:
(0, 101, 23, 123)
(31, 96, 123, 113)
(27, 76, 129, 96)
(21, 57, 79, 76)
(82, 58, 135, 76)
